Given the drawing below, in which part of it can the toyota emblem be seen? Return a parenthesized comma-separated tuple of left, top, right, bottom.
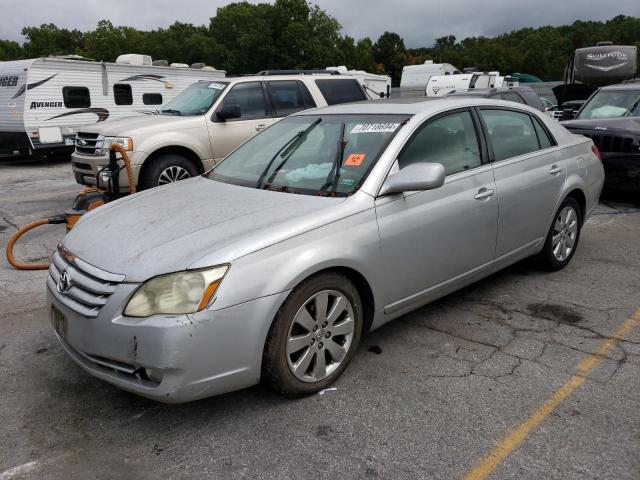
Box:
(57, 270, 72, 294)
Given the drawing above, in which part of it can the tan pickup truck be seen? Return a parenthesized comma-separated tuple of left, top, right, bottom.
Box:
(71, 73, 368, 189)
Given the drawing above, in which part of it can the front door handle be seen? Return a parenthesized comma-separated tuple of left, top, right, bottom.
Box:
(255, 124, 267, 132)
(549, 165, 563, 175)
(474, 188, 495, 200)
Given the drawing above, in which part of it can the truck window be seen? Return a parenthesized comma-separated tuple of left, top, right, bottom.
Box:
(113, 84, 133, 105)
(314, 79, 367, 105)
(63, 86, 91, 108)
(222, 82, 268, 119)
(268, 81, 316, 117)
(143, 93, 163, 105)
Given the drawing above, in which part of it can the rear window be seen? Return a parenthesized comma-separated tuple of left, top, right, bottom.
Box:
(268, 80, 316, 116)
(315, 79, 367, 105)
(62, 86, 91, 108)
(113, 84, 132, 105)
(143, 93, 163, 105)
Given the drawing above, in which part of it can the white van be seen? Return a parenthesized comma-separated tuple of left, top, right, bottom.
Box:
(0, 55, 225, 159)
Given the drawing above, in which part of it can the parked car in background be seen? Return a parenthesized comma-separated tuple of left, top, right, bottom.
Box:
(562, 82, 640, 188)
(447, 86, 546, 111)
(0, 54, 225, 160)
(71, 72, 367, 189)
(49, 97, 604, 403)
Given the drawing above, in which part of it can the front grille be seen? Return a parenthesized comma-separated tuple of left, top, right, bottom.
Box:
(75, 132, 103, 156)
(47, 249, 125, 318)
(574, 131, 639, 154)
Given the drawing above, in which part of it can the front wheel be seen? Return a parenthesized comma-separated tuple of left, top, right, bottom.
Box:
(262, 272, 363, 397)
(139, 154, 199, 190)
(538, 197, 582, 271)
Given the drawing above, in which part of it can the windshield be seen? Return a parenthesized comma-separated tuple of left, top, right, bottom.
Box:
(207, 114, 410, 197)
(159, 81, 228, 116)
(577, 90, 640, 119)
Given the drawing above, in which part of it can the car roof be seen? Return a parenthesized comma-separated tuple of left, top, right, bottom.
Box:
(302, 97, 543, 115)
(600, 82, 640, 91)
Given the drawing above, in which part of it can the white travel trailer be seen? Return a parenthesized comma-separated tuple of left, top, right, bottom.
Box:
(0, 55, 225, 158)
(400, 60, 460, 90)
(425, 72, 518, 97)
(325, 66, 391, 99)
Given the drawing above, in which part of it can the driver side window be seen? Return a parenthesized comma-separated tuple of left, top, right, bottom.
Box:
(398, 110, 481, 176)
(223, 82, 268, 120)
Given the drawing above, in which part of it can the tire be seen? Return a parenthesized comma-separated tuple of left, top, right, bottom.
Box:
(538, 196, 582, 271)
(139, 154, 199, 190)
(262, 272, 363, 397)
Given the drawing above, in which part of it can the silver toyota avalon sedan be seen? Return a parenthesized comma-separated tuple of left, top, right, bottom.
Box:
(47, 98, 604, 403)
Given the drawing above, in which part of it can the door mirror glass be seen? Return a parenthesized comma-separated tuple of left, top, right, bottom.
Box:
(379, 162, 445, 196)
(216, 103, 241, 121)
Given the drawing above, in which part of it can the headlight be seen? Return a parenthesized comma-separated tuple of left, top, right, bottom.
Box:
(124, 265, 228, 317)
(102, 136, 133, 153)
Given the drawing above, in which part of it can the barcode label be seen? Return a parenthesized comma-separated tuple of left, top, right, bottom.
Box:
(351, 123, 400, 134)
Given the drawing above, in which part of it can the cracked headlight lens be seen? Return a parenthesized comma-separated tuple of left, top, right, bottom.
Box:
(124, 265, 228, 317)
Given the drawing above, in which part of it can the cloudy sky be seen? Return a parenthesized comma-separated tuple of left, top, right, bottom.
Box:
(2, 0, 639, 47)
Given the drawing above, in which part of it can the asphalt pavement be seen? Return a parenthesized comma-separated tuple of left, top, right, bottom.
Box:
(1, 159, 639, 479)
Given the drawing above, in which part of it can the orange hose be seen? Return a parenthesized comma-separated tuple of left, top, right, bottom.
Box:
(110, 144, 136, 194)
(5, 219, 52, 270)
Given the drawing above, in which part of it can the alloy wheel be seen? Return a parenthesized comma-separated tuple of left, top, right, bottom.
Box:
(158, 165, 191, 185)
(286, 289, 355, 383)
(552, 205, 578, 262)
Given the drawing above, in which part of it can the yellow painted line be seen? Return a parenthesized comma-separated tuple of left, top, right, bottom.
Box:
(464, 307, 640, 480)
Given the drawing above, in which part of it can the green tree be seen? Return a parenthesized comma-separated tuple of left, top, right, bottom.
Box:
(0, 40, 23, 60)
(21, 23, 84, 58)
(374, 31, 406, 86)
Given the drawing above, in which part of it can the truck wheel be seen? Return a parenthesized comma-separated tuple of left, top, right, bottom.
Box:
(262, 272, 363, 397)
(140, 154, 199, 190)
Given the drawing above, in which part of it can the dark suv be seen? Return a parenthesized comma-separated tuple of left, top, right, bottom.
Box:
(562, 82, 640, 189)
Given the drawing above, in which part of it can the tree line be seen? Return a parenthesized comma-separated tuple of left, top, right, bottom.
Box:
(1, 0, 639, 86)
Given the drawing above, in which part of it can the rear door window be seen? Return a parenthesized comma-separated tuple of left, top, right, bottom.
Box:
(268, 80, 316, 117)
(222, 82, 268, 119)
(62, 86, 91, 108)
(398, 110, 482, 176)
(480, 109, 540, 161)
(315, 79, 367, 105)
(532, 116, 555, 149)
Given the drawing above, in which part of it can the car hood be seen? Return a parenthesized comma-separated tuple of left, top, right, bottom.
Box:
(78, 114, 205, 137)
(62, 177, 352, 282)
(562, 117, 640, 136)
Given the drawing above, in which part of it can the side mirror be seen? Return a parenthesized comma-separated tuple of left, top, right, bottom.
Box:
(560, 108, 575, 121)
(379, 162, 445, 196)
(216, 103, 241, 121)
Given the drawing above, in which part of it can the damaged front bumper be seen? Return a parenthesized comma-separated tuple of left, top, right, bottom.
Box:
(47, 281, 289, 403)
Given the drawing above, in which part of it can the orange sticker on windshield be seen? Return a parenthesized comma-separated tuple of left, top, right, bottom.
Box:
(344, 153, 366, 166)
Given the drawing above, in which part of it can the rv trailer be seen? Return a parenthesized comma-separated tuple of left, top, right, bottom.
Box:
(0, 55, 225, 159)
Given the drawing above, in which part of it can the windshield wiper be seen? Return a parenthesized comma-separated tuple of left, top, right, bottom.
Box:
(160, 108, 182, 116)
(256, 118, 322, 189)
(319, 122, 347, 194)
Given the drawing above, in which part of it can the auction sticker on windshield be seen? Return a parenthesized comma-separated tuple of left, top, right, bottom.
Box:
(351, 123, 399, 134)
(344, 153, 366, 166)
(208, 83, 226, 89)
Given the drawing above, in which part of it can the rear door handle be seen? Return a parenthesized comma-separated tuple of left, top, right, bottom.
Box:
(549, 165, 563, 175)
(255, 124, 267, 132)
(474, 188, 495, 200)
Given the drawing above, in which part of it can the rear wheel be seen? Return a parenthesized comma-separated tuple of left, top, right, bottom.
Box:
(139, 154, 199, 190)
(262, 272, 363, 396)
(539, 197, 582, 270)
